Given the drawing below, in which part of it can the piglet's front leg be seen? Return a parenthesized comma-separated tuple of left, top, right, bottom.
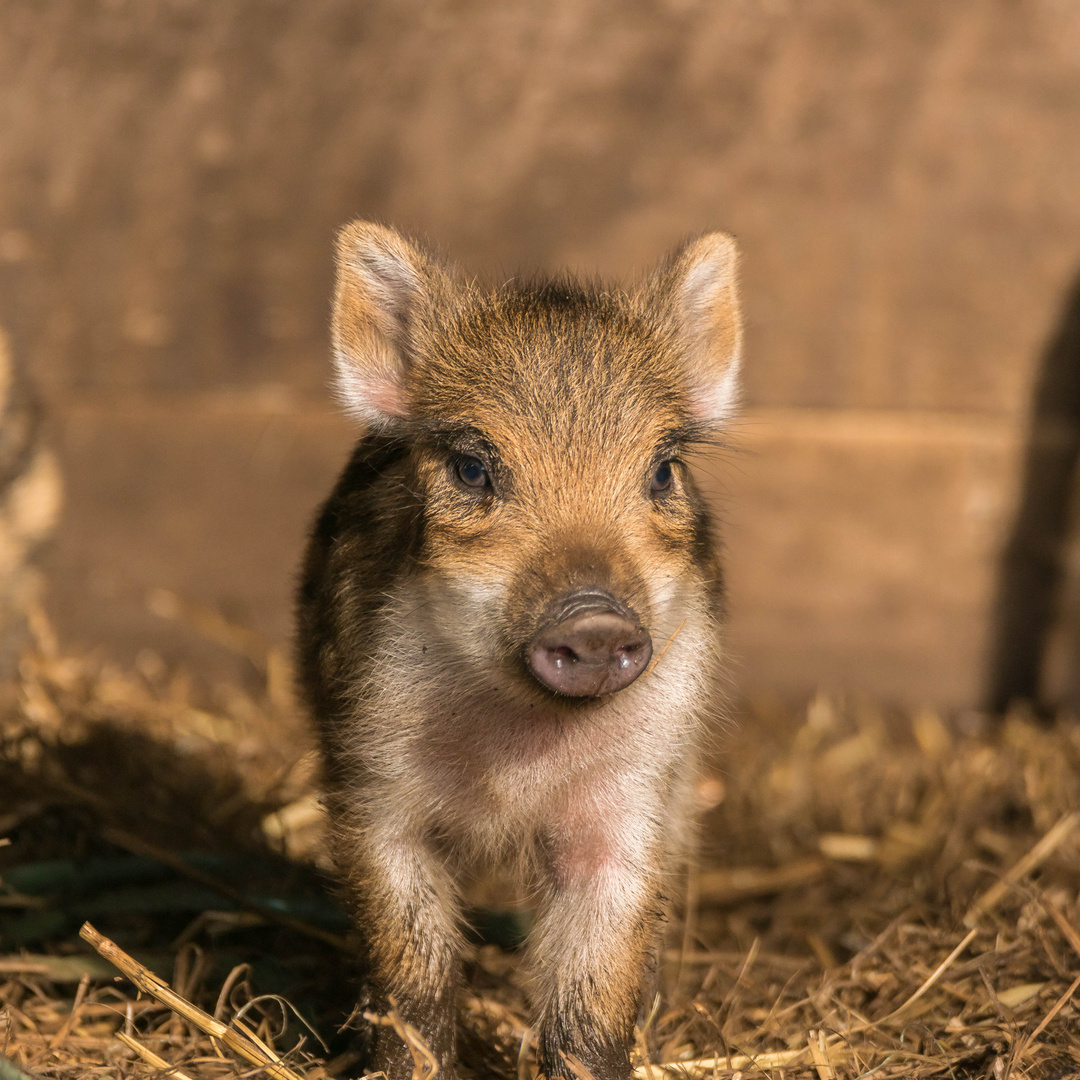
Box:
(336, 817, 465, 1080)
(528, 819, 663, 1080)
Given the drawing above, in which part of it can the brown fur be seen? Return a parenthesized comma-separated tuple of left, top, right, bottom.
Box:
(296, 223, 742, 1080)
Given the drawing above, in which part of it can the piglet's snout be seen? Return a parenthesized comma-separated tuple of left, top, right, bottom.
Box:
(527, 592, 653, 697)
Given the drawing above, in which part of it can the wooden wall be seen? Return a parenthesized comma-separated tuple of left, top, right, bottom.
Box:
(3, 0, 1079, 707)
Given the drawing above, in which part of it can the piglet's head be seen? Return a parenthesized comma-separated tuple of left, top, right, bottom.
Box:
(331, 222, 742, 704)
(332, 222, 741, 433)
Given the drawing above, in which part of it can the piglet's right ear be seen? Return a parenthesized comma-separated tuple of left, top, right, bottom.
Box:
(332, 222, 448, 429)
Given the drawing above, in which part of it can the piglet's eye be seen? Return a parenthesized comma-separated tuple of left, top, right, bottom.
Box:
(650, 460, 674, 494)
(456, 457, 490, 489)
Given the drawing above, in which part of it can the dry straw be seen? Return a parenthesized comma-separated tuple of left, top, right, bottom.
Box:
(2, 618, 1080, 1078)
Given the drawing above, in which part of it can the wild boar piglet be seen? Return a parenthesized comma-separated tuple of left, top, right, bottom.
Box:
(296, 222, 743, 1080)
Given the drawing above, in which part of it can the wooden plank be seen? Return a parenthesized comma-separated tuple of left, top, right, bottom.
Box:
(44, 399, 1026, 708)
(707, 408, 1023, 706)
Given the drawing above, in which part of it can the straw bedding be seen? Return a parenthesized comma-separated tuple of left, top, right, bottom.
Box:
(1, 608, 1078, 1079)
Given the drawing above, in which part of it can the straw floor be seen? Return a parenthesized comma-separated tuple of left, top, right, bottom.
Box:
(1, 607, 1078, 1079)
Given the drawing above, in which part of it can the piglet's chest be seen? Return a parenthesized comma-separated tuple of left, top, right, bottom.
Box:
(404, 696, 657, 832)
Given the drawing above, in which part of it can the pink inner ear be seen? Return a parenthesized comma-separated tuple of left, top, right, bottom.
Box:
(367, 376, 409, 419)
(687, 361, 741, 426)
(336, 362, 411, 423)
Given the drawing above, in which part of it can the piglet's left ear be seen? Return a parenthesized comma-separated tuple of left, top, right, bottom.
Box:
(649, 232, 743, 427)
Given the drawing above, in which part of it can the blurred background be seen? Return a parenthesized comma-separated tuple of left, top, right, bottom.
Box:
(2, 0, 1079, 713)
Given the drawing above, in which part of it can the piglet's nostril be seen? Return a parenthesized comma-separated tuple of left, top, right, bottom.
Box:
(528, 608, 653, 698)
